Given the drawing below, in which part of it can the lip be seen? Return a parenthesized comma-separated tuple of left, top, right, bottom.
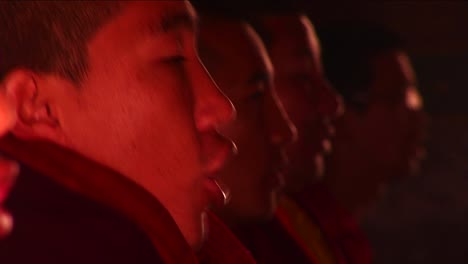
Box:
(316, 119, 335, 155)
(201, 133, 237, 208)
(204, 178, 231, 208)
(202, 136, 237, 175)
(268, 150, 288, 189)
(311, 134, 333, 158)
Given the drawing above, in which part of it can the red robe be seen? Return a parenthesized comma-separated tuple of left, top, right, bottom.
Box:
(234, 215, 315, 264)
(232, 183, 373, 264)
(0, 135, 255, 264)
(292, 183, 373, 264)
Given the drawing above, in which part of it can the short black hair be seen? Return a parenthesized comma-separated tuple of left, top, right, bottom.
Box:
(248, 18, 274, 50)
(0, 1, 122, 84)
(192, 0, 301, 21)
(317, 21, 405, 110)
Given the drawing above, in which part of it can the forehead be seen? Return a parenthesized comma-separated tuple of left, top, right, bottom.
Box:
(200, 21, 272, 78)
(87, 1, 195, 56)
(261, 16, 321, 74)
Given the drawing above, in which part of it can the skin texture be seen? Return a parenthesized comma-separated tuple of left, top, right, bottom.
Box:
(258, 15, 342, 193)
(199, 20, 296, 225)
(325, 50, 427, 218)
(2, 1, 235, 249)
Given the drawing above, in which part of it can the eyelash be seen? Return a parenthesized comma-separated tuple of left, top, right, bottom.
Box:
(164, 55, 187, 65)
(248, 89, 265, 101)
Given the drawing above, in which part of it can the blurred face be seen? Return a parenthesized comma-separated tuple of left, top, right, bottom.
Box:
(260, 16, 342, 192)
(45, 1, 235, 248)
(330, 51, 427, 215)
(199, 21, 295, 224)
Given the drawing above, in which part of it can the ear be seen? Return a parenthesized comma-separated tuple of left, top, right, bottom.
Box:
(2, 70, 62, 143)
(0, 88, 17, 137)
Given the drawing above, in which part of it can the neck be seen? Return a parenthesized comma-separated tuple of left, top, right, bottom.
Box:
(323, 160, 367, 220)
(0, 135, 196, 263)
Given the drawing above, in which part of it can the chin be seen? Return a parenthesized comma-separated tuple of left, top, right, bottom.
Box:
(190, 211, 208, 251)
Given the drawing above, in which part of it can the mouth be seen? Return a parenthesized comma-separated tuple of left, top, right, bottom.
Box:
(204, 177, 231, 208)
(202, 135, 237, 208)
(203, 138, 237, 175)
(321, 138, 333, 155)
(315, 119, 336, 156)
(269, 151, 288, 189)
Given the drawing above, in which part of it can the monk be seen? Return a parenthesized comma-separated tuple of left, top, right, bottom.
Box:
(0, 2, 254, 263)
(237, 16, 426, 264)
(198, 16, 295, 224)
(241, 14, 355, 264)
(318, 22, 428, 220)
(198, 14, 313, 263)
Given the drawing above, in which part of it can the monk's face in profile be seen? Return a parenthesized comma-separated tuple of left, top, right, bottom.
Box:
(199, 21, 295, 224)
(7, 1, 235, 248)
(330, 51, 427, 215)
(259, 16, 342, 192)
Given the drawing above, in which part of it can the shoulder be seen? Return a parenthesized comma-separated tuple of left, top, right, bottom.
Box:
(0, 165, 163, 264)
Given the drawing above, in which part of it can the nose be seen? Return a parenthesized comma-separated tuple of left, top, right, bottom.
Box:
(193, 60, 236, 132)
(318, 80, 344, 120)
(267, 91, 297, 147)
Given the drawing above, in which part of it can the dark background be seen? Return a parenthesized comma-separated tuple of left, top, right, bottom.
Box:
(192, 1, 468, 263)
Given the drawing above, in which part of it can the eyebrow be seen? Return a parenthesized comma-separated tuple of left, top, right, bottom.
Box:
(146, 11, 197, 37)
(161, 11, 196, 32)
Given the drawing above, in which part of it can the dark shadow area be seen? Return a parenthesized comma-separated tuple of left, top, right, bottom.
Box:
(192, 1, 468, 263)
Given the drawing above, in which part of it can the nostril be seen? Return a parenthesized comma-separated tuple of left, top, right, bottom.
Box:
(196, 95, 236, 132)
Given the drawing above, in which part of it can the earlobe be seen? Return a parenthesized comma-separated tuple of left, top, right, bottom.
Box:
(2, 70, 62, 142)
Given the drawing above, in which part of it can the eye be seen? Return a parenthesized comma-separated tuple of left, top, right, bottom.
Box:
(245, 80, 267, 102)
(162, 55, 187, 65)
(159, 55, 187, 76)
(248, 89, 265, 101)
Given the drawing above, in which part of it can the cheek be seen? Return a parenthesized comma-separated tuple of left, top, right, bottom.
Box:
(277, 89, 316, 136)
(373, 112, 407, 148)
(67, 70, 202, 176)
(218, 105, 271, 190)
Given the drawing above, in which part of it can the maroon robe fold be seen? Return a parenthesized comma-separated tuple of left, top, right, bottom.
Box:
(293, 183, 373, 264)
(228, 182, 373, 264)
(234, 216, 316, 264)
